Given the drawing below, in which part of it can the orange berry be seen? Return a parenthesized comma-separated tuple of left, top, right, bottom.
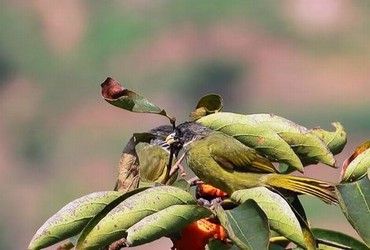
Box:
(172, 218, 227, 250)
(197, 184, 228, 198)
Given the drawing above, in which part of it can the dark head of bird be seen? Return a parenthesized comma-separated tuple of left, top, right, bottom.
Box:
(166, 122, 212, 147)
(147, 125, 175, 151)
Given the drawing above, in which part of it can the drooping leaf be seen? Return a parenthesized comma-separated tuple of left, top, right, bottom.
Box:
(101, 77, 175, 124)
(190, 94, 223, 120)
(114, 136, 140, 192)
(28, 191, 122, 250)
(231, 187, 306, 248)
(126, 205, 212, 246)
(214, 200, 270, 250)
(310, 122, 347, 155)
(76, 186, 196, 249)
(312, 228, 368, 250)
(336, 176, 370, 247)
(197, 112, 304, 172)
(247, 113, 335, 167)
(341, 141, 370, 182)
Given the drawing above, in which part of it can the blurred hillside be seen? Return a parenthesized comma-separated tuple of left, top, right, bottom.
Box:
(1, 1, 370, 249)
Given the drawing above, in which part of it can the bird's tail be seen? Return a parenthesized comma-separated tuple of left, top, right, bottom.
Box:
(266, 174, 338, 204)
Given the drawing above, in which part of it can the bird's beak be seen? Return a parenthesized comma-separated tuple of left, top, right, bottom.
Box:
(166, 133, 177, 145)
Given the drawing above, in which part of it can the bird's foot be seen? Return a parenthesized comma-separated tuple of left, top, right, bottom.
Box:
(187, 177, 203, 186)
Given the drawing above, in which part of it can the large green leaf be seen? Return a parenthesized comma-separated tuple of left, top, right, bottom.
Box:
(312, 228, 369, 250)
(214, 200, 270, 250)
(336, 176, 370, 247)
(126, 205, 212, 246)
(231, 187, 305, 248)
(197, 112, 304, 172)
(28, 191, 122, 250)
(101, 77, 175, 124)
(247, 113, 335, 167)
(76, 188, 148, 249)
(310, 122, 347, 155)
(76, 186, 196, 249)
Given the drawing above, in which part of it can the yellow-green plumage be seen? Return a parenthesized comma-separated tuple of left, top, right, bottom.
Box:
(171, 122, 337, 204)
(136, 142, 177, 187)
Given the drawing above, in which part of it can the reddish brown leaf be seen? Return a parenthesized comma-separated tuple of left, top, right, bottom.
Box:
(341, 141, 370, 178)
(101, 77, 126, 100)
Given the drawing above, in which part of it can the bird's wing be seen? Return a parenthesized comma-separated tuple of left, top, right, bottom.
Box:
(207, 132, 278, 173)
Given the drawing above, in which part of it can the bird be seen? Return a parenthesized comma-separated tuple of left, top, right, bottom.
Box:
(166, 121, 337, 204)
(114, 125, 179, 192)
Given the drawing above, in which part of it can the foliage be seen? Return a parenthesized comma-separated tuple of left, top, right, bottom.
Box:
(29, 78, 370, 250)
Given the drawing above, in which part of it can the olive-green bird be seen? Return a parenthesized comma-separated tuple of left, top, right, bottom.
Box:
(114, 125, 178, 192)
(166, 122, 337, 204)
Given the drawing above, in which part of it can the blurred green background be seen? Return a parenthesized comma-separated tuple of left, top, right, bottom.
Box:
(1, 1, 370, 249)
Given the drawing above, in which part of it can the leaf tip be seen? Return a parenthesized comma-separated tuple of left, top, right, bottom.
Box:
(101, 77, 126, 100)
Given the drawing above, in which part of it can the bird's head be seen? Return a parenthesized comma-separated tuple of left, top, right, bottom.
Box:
(166, 121, 211, 148)
(147, 125, 175, 151)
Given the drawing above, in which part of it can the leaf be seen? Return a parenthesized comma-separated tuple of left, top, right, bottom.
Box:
(231, 187, 306, 248)
(341, 149, 370, 183)
(55, 241, 74, 250)
(310, 122, 347, 155)
(214, 200, 270, 250)
(101, 77, 175, 124)
(344, 140, 370, 166)
(197, 112, 304, 172)
(76, 186, 196, 250)
(336, 176, 370, 247)
(289, 197, 316, 250)
(126, 205, 212, 246)
(190, 94, 223, 120)
(312, 228, 369, 250)
(76, 188, 147, 250)
(248, 113, 335, 167)
(268, 244, 287, 250)
(341, 141, 370, 182)
(114, 136, 140, 192)
(207, 239, 237, 250)
(28, 191, 122, 250)
(171, 178, 191, 192)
